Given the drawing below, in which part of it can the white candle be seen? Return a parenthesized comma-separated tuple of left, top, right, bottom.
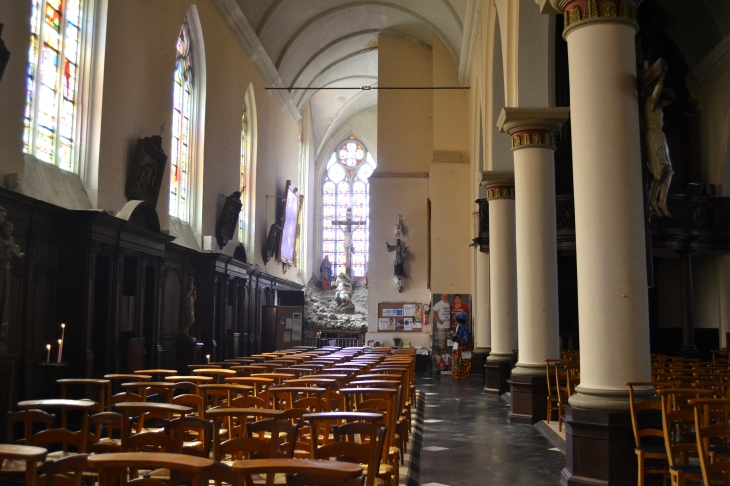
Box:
(59, 323, 65, 361)
(46, 344, 51, 363)
(57, 339, 63, 363)
(206, 355, 210, 364)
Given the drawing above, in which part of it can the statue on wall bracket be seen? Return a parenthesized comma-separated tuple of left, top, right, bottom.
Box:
(125, 135, 168, 207)
(644, 61, 675, 218)
(216, 191, 242, 249)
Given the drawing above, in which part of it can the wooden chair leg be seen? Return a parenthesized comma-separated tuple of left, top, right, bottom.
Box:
(637, 451, 644, 486)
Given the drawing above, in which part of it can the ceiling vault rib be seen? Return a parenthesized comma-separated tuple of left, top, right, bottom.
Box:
(212, 0, 301, 123)
(294, 49, 378, 107)
(288, 29, 432, 88)
(255, 0, 285, 36)
(439, 0, 464, 31)
(273, 1, 460, 69)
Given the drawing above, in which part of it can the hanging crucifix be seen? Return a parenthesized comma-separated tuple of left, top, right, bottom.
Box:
(331, 207, 366, 277)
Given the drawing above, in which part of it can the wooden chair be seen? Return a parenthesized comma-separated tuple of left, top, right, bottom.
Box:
(38, 453, 93, 486)
(57, 378, 110, 413)
(17, 399, 97, 459)
(626, 382, 668, 486)
(145, 416, 215, 483)
(341, 388, 399, 486)
(193, 368, 237, 384)
(657, 389, 717, 486)
(555, 364, 579, 432)
(252, 373, 296, 385)
(104, 374, 151, 406)
(89, 412, 123, 454)
(305, 412, 385, 486)
(0, 444, 47, 486)
(3, 409, 55, 481)
(689, 398, 730, 485)
(225, 377, 275, 409)
(115, 402, 191, 454)
(230, 458, 363, 486)
(88, 451, 214, 486)
(545, 359, 561, 424)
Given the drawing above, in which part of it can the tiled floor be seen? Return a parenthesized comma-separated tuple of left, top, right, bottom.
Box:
(417, 374, 565, 486)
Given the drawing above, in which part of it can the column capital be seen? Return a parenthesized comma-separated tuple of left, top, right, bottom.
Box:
(539, 0, 638, 36)
(481, 171, 515, 200)
(497, 107, 570, 152)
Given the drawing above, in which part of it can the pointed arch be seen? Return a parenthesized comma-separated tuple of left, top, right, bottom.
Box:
(239, 84, 258, 255)
(317, 132, 376, 278)
(169, 5, 206, 240)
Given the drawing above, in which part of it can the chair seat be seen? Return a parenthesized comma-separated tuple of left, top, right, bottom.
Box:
(670, 464, 702, 475)
(0, 459, 44, 474)
(635, 444, 666, 454)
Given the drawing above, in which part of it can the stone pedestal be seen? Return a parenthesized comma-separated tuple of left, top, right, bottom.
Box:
(485, 359, 511, 395)
(561, 405, 636, 486)
(508, 374, 548, 424)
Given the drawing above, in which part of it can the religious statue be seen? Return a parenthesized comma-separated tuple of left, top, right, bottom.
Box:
(333, 272, 354, 312)
(179, 276, 197, 336)
(0, 219, 25, 340)
(386, 238, 408, 277)
(320, 255, 332, 290)
(394, 276, 404, 293)
(331, 207, 366, 277)
(645, 71, 675, 218)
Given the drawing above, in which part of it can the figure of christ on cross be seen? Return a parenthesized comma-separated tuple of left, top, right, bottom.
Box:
(331, 207, 366, 278)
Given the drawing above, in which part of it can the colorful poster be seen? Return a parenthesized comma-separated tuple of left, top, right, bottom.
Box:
(431, 293, 472, 375)
(378, 318, 396, 331)
(394, 318, 405, 331)
(403, 318, 414, 331)
(382, 309, 403, 317)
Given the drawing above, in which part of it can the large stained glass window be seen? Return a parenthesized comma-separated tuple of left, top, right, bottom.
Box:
(24, 0, 83, 171)
(322, 137, 375, 277)
(170, 22, 193, 221)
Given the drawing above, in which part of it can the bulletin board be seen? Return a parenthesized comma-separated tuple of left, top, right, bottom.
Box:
(376, 302, 425, 332)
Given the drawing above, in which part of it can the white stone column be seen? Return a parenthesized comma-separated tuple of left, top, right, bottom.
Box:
(473, 249, 491, 353)
(550, 0, 651, 410)
(482, 172, 517, 364)
(498, 108, 569, 377)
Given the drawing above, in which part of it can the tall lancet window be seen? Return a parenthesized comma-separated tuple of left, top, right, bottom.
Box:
(24, 0, 84, 171)
(239, 99, 248, 243)
(322, 137, 375, 277)
(170, 21, 193, 221)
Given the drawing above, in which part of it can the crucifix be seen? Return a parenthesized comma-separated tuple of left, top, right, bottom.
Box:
(331, 207, 366, 277)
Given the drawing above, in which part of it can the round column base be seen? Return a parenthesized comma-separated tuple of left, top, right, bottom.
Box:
(568, 385, 654, 412)
(511, 363, 545, 377)
(486, 352, 513, 362)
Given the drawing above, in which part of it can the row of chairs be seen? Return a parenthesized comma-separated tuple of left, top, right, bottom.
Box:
(629, 354, 730, 486)
(2, 345, 418, 486)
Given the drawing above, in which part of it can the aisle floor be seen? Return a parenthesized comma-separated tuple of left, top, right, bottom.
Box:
(416, 374, 565, 486)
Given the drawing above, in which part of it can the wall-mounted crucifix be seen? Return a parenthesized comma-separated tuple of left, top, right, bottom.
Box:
(331, 207, 366, 277)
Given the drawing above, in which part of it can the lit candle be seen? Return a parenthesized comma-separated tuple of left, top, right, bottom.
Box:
(57, 339, 63, 363)
(206, 354, 210, 364)
(59, 323, 65, 361)
(46, 344, 51, 364)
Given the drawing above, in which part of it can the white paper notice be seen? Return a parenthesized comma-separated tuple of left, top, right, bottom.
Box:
(285, 318, 293, 329)
(292, 319, 302, 341)
(452, 342, 459, 350)
(283, 332, 291, 343)
(403, 304, 416, 317)
(461, 351, 472, 359)
(403, 317, 413, 331)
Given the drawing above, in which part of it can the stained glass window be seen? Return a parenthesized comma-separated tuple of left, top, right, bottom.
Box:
(322, 138, 375, 277)
(24, 0, 84, 171)
(239, 102, 247, 242)
(170, 21, 193, 221)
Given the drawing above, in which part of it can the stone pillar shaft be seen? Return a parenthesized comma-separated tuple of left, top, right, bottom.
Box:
(482, 172, 517, 394)
(566, 17, 651, 411)
(473, 249, 491, 353)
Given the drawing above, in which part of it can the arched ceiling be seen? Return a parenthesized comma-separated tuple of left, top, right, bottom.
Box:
(223, 0, 467, 148)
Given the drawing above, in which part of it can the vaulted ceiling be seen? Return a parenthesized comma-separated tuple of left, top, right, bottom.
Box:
(219, 0, 467, 155)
